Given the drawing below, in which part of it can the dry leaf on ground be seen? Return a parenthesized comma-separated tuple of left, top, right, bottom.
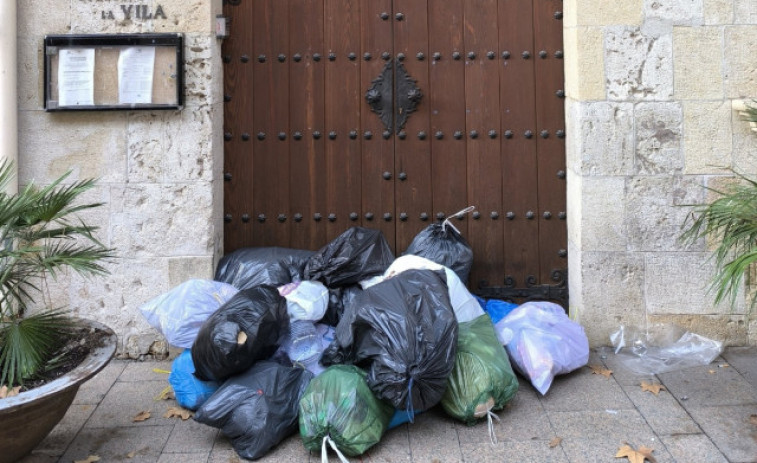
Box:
(74, 456, 101, 463)
(640, 381, 666, 396)
(749, 414, 757, 426)
(155, 386, 175, 401)
(132, 410, 151, 422)
(549, 437, 562, 448)
(0, 385, 21, 399)
(615, 443, 656, 463)
(589, 364, 613, 378)
(126, 451, 136, 458)
(164, 406, 193, 420)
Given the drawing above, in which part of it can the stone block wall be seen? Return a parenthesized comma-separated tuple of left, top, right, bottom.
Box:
(16, 0, 223, 357)
(565, 0, 757, 345)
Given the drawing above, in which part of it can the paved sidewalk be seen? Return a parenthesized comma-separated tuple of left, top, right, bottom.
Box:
(20, 347, 757, 463)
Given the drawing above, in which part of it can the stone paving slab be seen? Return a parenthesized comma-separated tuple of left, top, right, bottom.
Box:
(537, 365, 634, 412)
(686, 404, 757, 463)
(59, 425, 174, 462)
(658, 362, 757, 407)
(84, 380, 180, 428)
(620, 386, 701, 435)
(722, 347, 757, 390)
(659, 434, 730, 463)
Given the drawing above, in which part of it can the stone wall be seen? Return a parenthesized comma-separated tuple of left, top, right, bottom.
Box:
(565, 0, 757, 345)
(16, 0, 223, 357)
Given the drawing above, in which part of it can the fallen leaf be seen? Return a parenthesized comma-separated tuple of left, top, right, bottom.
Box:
(749, 414, 757, 426)
(549, 436, 562, 448)
(155, 386, 175, 401)
(708, 370, 716, 374)
(74, 456, 101, 463)
(0, 385, 21, 399)
(719, 363, 730, 368)
(132, 410, 151, 422)
(640, 381, 666, 396)
(164, 406, 193, 420)
(589, 364, 613, 378)
(126, 451, 136, 458)
(615, 443, 656, 463)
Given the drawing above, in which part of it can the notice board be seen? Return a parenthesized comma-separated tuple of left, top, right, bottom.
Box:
(44, 34, 183, 111)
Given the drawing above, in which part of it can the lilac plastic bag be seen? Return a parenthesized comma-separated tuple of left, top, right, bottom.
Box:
(139, 279, 239, 348)
(494, 301, 588, 395)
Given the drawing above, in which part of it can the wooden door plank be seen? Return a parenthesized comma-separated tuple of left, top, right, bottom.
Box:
(428, 0, 467, 227)
(533, 0, 567, 283)
(464, 0, 505, 289)
(499, 0, 539, 289)
(289, 0, 327, 250)
(360, 0, 396, 250)
(393, 0, 432, 252)
(324, 0, 363, 243)
(252, 0, 291, 246)
(222, 0, 255, 252)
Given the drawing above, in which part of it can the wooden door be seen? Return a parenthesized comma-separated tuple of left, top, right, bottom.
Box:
(222, 0, 567, 305)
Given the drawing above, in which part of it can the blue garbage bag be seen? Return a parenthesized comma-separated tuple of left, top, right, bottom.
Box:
(168, 350, 220, 411)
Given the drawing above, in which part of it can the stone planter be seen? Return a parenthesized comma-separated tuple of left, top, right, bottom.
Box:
(0, 319, 117, 463)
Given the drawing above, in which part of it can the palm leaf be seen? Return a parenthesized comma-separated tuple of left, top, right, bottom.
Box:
(680, 170, 757, 309)
(0, 160, 112, 384)
(0, 311, 76, 386)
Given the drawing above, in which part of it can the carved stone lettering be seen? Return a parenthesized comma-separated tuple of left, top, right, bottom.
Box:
(102, 4, 166, 20)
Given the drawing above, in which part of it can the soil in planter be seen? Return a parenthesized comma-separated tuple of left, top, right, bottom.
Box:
(19, 326, 111, 393)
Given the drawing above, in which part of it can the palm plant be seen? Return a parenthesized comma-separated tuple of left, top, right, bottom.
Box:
(0, 160, 112, 387)
(680, 102, 757, 309)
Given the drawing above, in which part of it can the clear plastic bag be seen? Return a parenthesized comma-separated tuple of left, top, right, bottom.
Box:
(278, 280, 329, 321)
(610, 324, 723, 375)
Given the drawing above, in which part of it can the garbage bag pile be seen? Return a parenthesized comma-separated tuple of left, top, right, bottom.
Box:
(139, 221, 590, 461)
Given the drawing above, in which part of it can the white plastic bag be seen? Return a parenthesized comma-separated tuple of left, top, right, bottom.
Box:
(278, 280, 329, 321)
(379, 255, 484, 323)
(494, 301, 589, 395)
(278, 323, 335, 376)
(610, 324, 723, 375)
(139, 279, 239, 348)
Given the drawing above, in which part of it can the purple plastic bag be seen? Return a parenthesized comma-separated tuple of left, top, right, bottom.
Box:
(494, 301, 589, 395)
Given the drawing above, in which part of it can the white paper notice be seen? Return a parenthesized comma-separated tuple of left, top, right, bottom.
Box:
(58, 48, 95, 106)
(118, 47, 155, 104)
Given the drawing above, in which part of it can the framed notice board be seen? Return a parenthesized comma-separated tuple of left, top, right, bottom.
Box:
(44, 34, 183, 111)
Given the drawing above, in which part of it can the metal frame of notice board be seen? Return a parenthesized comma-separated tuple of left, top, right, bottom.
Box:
(44, 34, 184, 111)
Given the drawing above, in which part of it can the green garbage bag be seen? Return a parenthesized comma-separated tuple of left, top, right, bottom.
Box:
(441, 314, 519, 425)
(299, 365, 394, 459)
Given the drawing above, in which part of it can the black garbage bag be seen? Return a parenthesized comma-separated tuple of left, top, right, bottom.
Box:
(321, 285, 363, 326)
(192, 286, 289, 382)
(321, 269, 458, 412)
(215, 247, 315, 290)
(304, 227, 394, 287)
(194, 360, 314, 461)
(299, 365, 394, 458)
(403, 214, 474, 284)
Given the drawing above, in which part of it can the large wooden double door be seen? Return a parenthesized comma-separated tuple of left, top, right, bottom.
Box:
(222, 0, 567, 303)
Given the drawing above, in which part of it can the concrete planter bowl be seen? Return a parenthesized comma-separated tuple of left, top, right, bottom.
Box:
(0, 318, 117, 463)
